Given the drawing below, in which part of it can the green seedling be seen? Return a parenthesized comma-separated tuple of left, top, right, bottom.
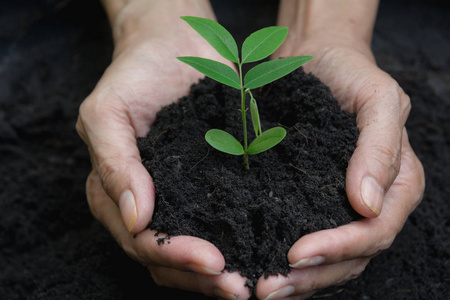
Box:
(177, 16, 313, 170)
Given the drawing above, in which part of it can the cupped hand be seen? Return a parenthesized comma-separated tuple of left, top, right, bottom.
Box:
(255, 38, 425, 299)
(85, 169, 249, 299)
(76, 1, 250, 298)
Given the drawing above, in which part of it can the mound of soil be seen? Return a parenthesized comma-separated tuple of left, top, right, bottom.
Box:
(138, 68, 361, 289)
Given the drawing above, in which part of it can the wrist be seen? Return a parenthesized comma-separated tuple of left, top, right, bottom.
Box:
(275, 0, 378, 61)
(278, 0, 378, 42)
(103, 0, 215, 57)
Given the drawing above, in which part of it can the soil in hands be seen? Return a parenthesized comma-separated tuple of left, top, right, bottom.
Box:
(137, 68, 361, 291)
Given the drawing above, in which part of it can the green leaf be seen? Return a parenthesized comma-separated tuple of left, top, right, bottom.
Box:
(247, 127, 286, 155)
(181, 16, 239, 63)
(205, 129, 244, 155)
(241, 26, 288, 64)
(250, 97, 262, 137)
(177, 57, 240, 89)
(244, 56, 314, 89)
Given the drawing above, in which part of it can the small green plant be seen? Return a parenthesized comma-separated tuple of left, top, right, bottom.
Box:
(178, 16, 313, 170)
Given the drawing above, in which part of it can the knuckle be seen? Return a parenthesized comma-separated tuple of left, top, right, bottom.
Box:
(379, 234, 396, 252)
(75, 115, 84, 139)
(148, 268, 167, 287)
(347, 259, 368, 282)
(85, 171, 103, 220)
(372, 142, 402, 182)
(76, 96, 103, 144)
(97, 156, 123, 193)
(402, 144, 426, 207)
(78, 93, 118, 126)
(371, 235, 395, 257)
(355, 257, 370, 274)
(78, 96, 96, 122)
(382, 80, 411, 125)
(361, 76, 411, 126)
(76, 102, 90, 143)
(302, 268, 321, 292)
(396, 83, 412, 120)
(335, 258, 370, 287)
(368, 218, 399, 253)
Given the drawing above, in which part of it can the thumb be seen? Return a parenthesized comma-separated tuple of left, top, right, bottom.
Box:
(346, 78, 411, 218)
(76, 95, 155, 234)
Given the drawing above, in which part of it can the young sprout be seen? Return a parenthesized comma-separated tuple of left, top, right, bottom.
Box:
(177, 16, 313, 170)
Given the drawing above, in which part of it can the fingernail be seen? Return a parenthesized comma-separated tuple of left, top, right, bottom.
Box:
(214, 289, 240, 300)
(360, 176, 384, 216)
(264, 285, 295, 300)
(289, 256, 325, 268)
(119, 189, 137, 233)
(187, 263, 222, 275)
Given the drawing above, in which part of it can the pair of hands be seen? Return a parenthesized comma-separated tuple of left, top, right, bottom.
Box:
(76, 2, 424, 299)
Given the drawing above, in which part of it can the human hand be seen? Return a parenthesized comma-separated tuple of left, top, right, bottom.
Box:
(76, 1, 250, 298)
(255, 1, 425, 298)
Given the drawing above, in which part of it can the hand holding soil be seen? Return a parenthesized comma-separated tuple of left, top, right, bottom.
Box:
(77, 1, 252, 299)
(255, 1, 425, 298)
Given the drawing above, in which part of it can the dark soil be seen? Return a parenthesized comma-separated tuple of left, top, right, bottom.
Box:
(137, 69, 361, 289)
(1, 0, 449, 299)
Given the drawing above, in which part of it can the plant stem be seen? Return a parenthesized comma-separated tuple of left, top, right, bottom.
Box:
(238, 62, 249, 170)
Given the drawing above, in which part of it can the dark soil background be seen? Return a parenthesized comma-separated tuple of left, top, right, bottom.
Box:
(0, 0, 448, 299)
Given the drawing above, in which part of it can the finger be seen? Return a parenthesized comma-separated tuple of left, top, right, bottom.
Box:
(287, 134, 424, 268)
(77, 93, 154, 234)
(86, 171, 226, 275)
(149, 267, 251, 300)
(346, 72, 411, 217)
(256, 258, 370, 300)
